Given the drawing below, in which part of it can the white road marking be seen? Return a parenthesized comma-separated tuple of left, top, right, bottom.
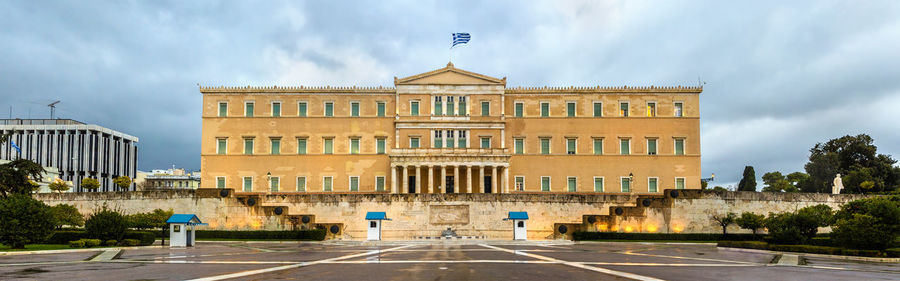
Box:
(89, 249, 121, 261)
(621, 250, 758, 265)
(581, 262, 756, 267)
(479, 244, 665, 281)
(186, 245, 415, 281)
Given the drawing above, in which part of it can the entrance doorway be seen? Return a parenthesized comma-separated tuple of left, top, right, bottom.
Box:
(484, 176, 492, 193)
(514, 220, 527, 240)
(445, 176, 455, 193)
(408, 176, 416, 194)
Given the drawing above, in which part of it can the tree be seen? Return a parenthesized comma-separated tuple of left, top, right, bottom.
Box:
(735, 212, 765, 234)
(0, 159, 46, 198)
(48, 178, 70, 193)
(765, 204, 833, 244)
(831, 195, 900, 250)
(712, 186, 728, 191)
(711, 212, 736, 236)
(51, 204, 84, 229)
(85, 206, 127, 242)
(804, 134, 900, 193)
(0, 195, 56, 248)
(81, 178, 100, 191)
(737, 166, 757, 191)
(701, 181, 708, 189)
(113, 176, 132, 191)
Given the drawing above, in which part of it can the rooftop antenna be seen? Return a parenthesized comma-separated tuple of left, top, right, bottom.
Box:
(48, 101, 60, 119)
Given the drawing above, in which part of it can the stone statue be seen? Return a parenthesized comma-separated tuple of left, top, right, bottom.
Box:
(441, 227, 458, 238)
(832, 174, 843, 194)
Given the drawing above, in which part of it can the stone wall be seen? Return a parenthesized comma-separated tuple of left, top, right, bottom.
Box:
(34, 189, 873, 240)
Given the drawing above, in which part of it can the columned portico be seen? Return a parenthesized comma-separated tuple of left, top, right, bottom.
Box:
(388, 148, 510, 194)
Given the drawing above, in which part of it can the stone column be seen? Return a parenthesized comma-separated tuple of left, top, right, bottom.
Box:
(415, 165, 421, 194)
(402, 165, 409, 194)
(428, 165, 434, 194)
(492, 166, 498, 194)
(391, 165, 398, 194)
(504, 166, 510, 193)
(466, 165, 473, 193)
(453, 165, 460, 194)
(440, 165, 447, 193)
(479, 166, 485, 193)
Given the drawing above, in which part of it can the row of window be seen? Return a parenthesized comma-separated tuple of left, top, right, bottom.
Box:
(217, 175, 687, 192)
(216, 135, 687, 156)
(217, 99, 685, 118)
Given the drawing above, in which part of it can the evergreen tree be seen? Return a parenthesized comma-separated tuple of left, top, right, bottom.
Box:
(737, 166, 757, 191)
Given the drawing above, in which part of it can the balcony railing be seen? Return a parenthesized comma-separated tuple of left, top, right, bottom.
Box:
(390, 148, 509, 156)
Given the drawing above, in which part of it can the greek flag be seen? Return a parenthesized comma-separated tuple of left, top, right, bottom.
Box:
(11, 140, 21, 153)
(452, 33, 470, 48)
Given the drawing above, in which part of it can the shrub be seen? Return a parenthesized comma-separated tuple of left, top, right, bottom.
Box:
(82, 239, 101, 247)
(717, 240, 769, 250)
(69, 240, 85, 248)
(831, 196, 900, 250)
(113, 176, 132, 191)
(764, 204, 832, 245)
(711, 212, 737, 236)
(571, 232, 761, 241)
(85, 207, 127, 242)
(127, 209, 173, 230)
(0, 195, 57, 249)
(122, 239, 141, 246)
(768, 244, 843, 255)
(735, 212, 765, 235)
(886, 248, 900, 258)
(46, 231, 88, 244)
(104, 240, 118, 246)
(81, 178, 100, 191)
(48, 178, 70, 193)
(195, 230, 326, 241)
(51, 204, 84, 229)
(123, 231, 157, 246)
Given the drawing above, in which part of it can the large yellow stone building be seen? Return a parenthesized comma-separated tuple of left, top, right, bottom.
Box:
(200, 63, 701, 194)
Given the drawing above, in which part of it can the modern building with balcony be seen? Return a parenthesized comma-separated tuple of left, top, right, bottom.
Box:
(0, 119, 139, 192)
(200, 63, 701, 194)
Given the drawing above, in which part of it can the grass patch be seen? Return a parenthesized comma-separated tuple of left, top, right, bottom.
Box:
(196, 238, 312, 242)
(0, 244, 74, 252)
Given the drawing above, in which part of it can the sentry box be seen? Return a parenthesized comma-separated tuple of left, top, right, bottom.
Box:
(166, 214, 207, 247)
(365, 212, 391, 241)
(503, 212, 529, 240)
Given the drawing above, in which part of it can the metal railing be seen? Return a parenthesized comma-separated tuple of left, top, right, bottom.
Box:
(0, 119, 85, 125)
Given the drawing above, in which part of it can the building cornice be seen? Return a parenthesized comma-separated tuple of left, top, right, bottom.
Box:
(505, 85, 702, 94)
(199, 85, 395, 94)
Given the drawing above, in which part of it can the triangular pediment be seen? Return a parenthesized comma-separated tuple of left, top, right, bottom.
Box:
(395, 62, 505, 85)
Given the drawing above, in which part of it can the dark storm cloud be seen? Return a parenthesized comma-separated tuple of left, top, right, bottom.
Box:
(1, 1, 897, 187)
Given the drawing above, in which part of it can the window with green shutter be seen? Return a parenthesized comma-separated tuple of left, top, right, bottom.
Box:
(217, 177, 225, 189)
(567, 177, 576, 192)
(648, 139, 657, 155)
(272, 102, 281, 117)
(674, 102, 684, 117)
(245, 102, 254, 117)
(349, 176, 359, 191)
(297, 138, 307, 155)
(593, 139, 602, 155)
(270, 139, 280, 155)
(244, 138, 254, 155)
(593, 102, 602, 117)
(410, 137, 420, 148)
(649, 178, 658, 192)
(676, 178, 685, 189)
(350, 138, 359, 154)
(243, 177, 252, 192)
(376, 138, 385, 154)
(298, 102, 307, 117)
(458, 131, 466, 148)
(594, 178, 603, 192)
(541, 102, 549, 117)
(377, 102, 385, 117)
(447, 97, 455, 116)
(217, 139, 226, 155)
(480, 137, 490, 149)
(620, 102, 629, 117)
(620, 139, 630, 155)
(434, 131, 442, 148)
(324, 139, 333, 154)
(515, 103, 523, 117)
(675, 139, 685, 155)
(270, 177, 279, 192)
(218, 102, 227, 117)
(376, 176, 385, 191)
(434, 96, 442, 116)
(325, 102, 334, 117)
(481, 101, 490, 116)
(515, 138, 524, 154)
(540, 138, 550, 154)
(515, 176, 524, 191)
(458, 97, 466, 115)
(296, 177, 306, 192)
(621, 178, 631, 192)
(446, 131, 455, 148)
(351, 102, 359, 117)
(323, 177, 332, 191)
(410, 101, 419, 116)
(541, 177, 550, 191)
(567, 102, 575, 117)
(567, 138, 576, 155)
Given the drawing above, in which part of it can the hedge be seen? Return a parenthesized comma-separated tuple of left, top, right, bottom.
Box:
(48, 230, 156, 246)
(718, 241, 894, 257)
(572, 232, 761, 241)
(123, 231, 157, 246)
(195, 230, 326, 241)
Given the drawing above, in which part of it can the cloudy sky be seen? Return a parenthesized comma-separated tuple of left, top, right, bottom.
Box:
(1, 1, 898, 188)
